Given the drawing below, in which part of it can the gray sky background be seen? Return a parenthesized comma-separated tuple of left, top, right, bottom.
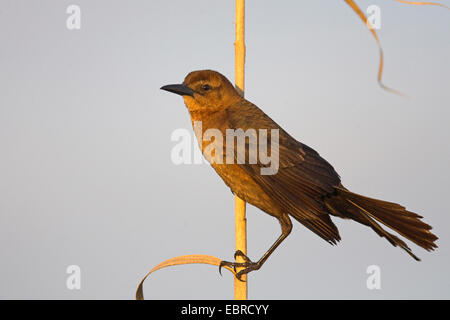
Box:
(0, 0, 449, 299)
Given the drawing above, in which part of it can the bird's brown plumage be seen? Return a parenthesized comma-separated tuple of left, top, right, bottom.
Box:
(161, 69, 438, 277)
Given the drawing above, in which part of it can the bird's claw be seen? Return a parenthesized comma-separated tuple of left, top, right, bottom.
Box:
(219, 260, 237, 275)
(219, 250, 260, 281)
(234, 250, 252, 263)
(235, 262, 260, 281)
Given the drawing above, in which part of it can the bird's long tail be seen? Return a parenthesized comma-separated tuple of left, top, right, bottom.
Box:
(325, 186, 438, 260)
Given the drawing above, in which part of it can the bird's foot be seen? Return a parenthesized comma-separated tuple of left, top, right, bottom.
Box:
(219, 250, 260, 281)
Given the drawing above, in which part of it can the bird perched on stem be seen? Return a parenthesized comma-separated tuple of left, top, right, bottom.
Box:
(161, 70, 438, 281)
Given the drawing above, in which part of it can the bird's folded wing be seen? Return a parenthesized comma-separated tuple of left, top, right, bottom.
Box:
(226, 101, 341, 243)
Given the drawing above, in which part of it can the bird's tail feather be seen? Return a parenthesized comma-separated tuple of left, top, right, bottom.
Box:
(325, 186, 438, 260)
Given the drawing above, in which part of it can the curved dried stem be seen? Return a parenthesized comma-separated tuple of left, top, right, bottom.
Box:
(136, 254, 234, 300)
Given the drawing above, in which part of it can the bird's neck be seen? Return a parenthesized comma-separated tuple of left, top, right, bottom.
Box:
(188, 108, 229, 132)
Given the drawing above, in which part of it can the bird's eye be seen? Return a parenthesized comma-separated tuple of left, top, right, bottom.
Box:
(202, 84, 211, 91)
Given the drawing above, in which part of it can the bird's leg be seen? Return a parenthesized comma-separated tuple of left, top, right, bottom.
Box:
(219, 215, 292, 281)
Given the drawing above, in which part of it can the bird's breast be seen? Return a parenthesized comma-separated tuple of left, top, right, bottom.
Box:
(210, 162, 280, 216)
(188, 109, 282, 216)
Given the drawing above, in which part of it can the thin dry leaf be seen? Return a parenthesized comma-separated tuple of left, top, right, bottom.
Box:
(136, 254, 234, 300)
(345, 0, 403, 95)
(345, 0, 448, 95)
(395, 0, 449, 9)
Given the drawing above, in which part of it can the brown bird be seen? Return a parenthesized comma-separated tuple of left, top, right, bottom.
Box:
(161, 70, 438, 280)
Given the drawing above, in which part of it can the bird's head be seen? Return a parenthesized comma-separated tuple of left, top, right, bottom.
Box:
(161, 70, 241, 112)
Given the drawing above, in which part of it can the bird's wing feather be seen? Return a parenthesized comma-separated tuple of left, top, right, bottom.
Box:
(226, 100, 341, 243)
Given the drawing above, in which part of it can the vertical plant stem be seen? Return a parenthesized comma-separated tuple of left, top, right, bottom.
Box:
(234, 0, 247, 300)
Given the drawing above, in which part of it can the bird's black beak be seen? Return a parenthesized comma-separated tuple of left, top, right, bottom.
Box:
(160, 84, 195, 97)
